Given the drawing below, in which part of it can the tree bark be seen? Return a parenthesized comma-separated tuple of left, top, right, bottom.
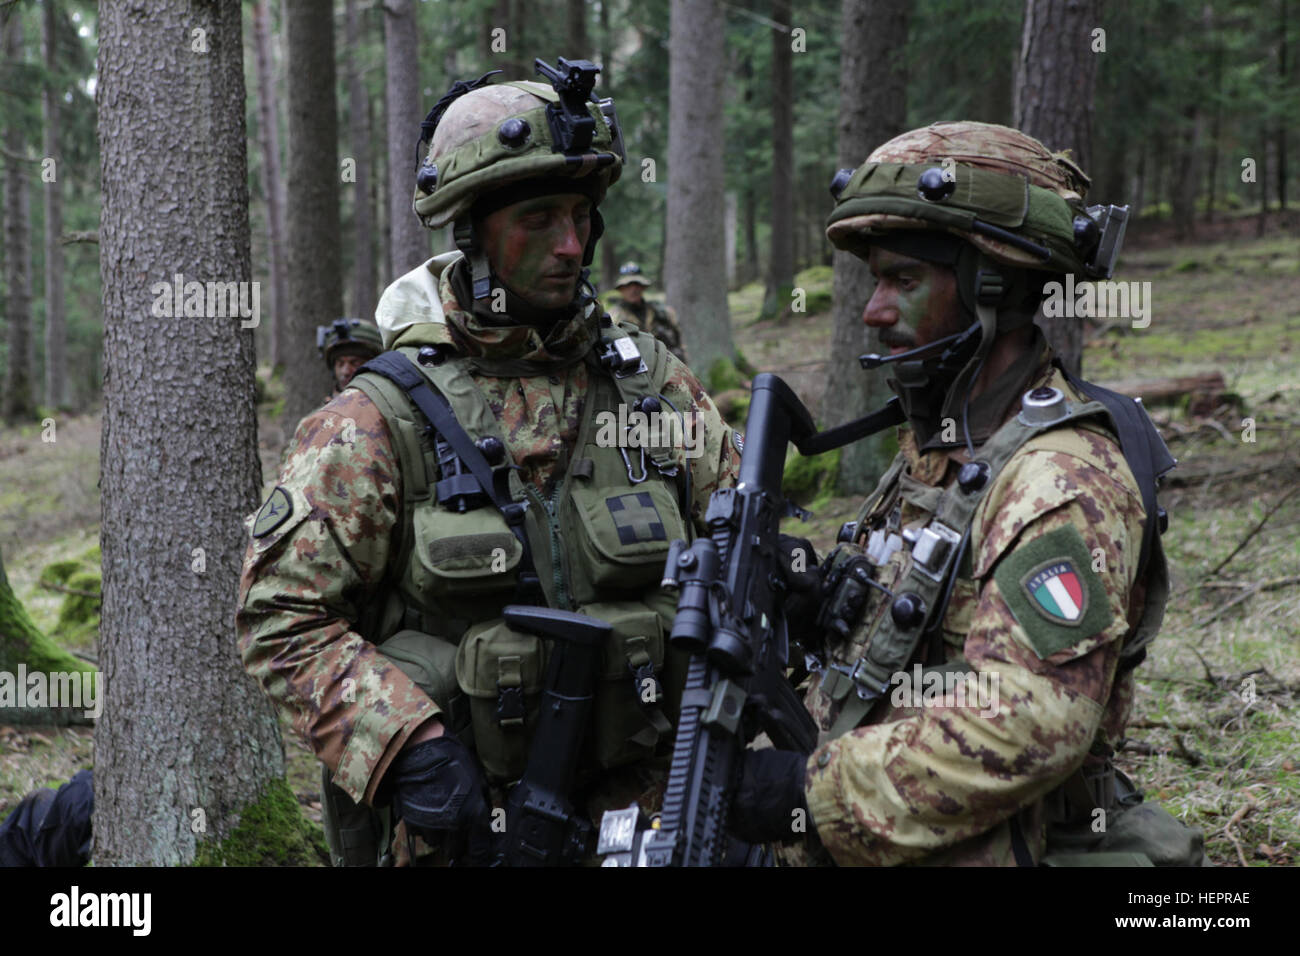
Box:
(598, 0, 617, 290)
(383, 0, 428, 278)
(763, 0, 795, 317)
(822, 0, 910, 495)
(42, 0, 67, 412)
(253, 0, 289, 369)
(666, 0, 733, 380)
(1278, 0, 1288, 212)
(1014, 0, 1100, 377)
(95, 0, 284, 864)
(282, 0, 344, 432)
(3, 11, 36, 424)
(346, 0, 376, 319)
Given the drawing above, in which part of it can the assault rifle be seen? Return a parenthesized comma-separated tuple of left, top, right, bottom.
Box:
(599, 373, 904, 867)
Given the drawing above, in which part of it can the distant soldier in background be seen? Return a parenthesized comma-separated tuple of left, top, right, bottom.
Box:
(317, 318, 384, 394)
(608, 262, 688, 364)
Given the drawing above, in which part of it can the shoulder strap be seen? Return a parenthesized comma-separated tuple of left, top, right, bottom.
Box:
(1055, 361, 1175, 580)
(357, 351, 538, 593)
(588, 324, 680, 478)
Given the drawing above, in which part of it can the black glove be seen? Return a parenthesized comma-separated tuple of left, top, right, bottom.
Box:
(729, 747, 810, 845)
(777, 534, 822, 646)
(390, 735, 496, 864)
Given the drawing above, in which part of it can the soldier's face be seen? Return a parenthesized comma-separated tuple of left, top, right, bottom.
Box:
(479, 193, 592, 310)
(333, 354, 366, 389)
(863, 247, 963, 352)
(618, 283, 644, 304)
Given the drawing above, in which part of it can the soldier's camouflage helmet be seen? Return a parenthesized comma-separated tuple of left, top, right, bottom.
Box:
(615, 261, 652, 287)
(825, 121, 1103, 277)
(413, 80, 623, 232)
(318, 319, 383, 367)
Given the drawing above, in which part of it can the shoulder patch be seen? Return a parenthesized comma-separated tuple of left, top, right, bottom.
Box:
(252, 486, 294, 538)
(732, 430, 745, 454)
(993, 524, 1112, 659)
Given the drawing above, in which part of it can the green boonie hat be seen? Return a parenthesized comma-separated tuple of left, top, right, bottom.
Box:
(413, 80, 623, 231)
(825, 121, 1093, 275)
(318, 318, 383, 366)
(616, 261, 651, 287)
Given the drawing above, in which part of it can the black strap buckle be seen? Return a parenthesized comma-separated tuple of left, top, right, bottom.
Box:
(496, 686, 525, 727)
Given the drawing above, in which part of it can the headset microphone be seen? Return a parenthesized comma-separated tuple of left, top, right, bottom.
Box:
(858, 326, 977, 370)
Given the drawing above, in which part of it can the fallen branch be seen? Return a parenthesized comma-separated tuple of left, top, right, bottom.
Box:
(37, 580, 100, 599)
(1205, 484, 1300, 578)
(1127, 719, 1203, 731)
(59, 230, 99, 246)
(1222, 804, 1253, 868)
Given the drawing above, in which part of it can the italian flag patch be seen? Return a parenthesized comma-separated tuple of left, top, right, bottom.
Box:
(992, 524, 1114, 659)
(1024, 561, 1086, 623)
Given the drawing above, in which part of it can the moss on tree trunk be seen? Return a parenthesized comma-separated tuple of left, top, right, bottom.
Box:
(0, 548, 95, 678)
(191, 777, 328, 867)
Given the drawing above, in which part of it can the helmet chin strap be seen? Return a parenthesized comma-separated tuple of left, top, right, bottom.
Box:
(453, 218, 494, 301)
(886, 249, 1007, 448)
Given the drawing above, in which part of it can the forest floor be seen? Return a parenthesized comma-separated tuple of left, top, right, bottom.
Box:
(1, 219, 1296, 867)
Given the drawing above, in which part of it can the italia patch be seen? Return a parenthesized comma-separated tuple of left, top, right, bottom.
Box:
(733, 431, 745, 455)
(252, 486, 293, 538)
(1023, 560, 1087, 624)
(607, 492, 666, 545)
(993, 525, 1113, 659)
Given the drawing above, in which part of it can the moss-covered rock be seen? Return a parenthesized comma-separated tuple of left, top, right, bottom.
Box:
(38, 560, 82, 588)
(54, 571, 100, 637)
(192, 776, 329, 867)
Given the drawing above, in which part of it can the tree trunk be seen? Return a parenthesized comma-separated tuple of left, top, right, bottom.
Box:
(384, 0, 428, 278)
(1014, 0, 1100, 377)
(3, 12, 36, 425)
(42, 0, 67, 412)
(282, 0, 344, 432)
(567, 0, 588, 52)
(598, 0, 617, 290)
(346, 0, 376, 319)
(743, 184, 759, 285)
(253, 0, 289, 370)
(1171, 101, 1203, 239)
(95, 0, 285, 864)
(763, 0, 795, 318)
(823, 0, 910, 495)
(1278, 0, 1288, 213)
(666, 0, 733, 380)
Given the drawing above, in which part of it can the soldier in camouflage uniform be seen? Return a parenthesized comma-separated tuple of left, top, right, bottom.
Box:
(237, 68, 741, 865)
(730, 122, 1203, 866)
(608, 262, 688, 364)
(318, 318, 384, 393)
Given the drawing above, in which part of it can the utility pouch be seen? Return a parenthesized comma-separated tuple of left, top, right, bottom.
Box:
(455, 619, 548, 782)
(581, 601, 671, 769)
(569, 482, 687, 591)
(378, 629, 471, 742)
(1041, 767, 1208, 867)
(410, 502, 523, 600)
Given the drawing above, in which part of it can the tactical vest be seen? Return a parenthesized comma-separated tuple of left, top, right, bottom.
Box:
(348, 324, 689, 785)
(809, 378, 1195, 865)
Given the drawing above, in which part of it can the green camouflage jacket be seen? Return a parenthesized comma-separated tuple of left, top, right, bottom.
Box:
(237, 255, 740, 808)
(799, 364, 1149, 866)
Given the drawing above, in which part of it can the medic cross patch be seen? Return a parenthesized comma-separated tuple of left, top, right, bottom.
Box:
(993, 524, 1113, 659)
(607, 492, 666, 545)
